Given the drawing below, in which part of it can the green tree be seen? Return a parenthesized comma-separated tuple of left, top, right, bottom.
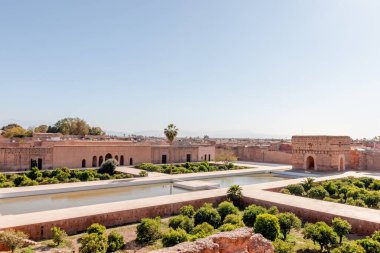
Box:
(169, 215, 194, 233)
(53, 117, 90, 136)
(303, 222, 338, 252)
(223, 214, 244, 227)
(164, 124, 178, 144)
(226, 185, 243, 206)
(243, 204, 267, 227)
(51, 226, 67, 246)
(194, 203, 221, 228)
(86, 223, 106, 235)
(180, 205, 195, 218)
(286, 184, 305, 196)
(277, 212, 301, 240)
(356, 238, 380, 253)
(215, 149, 237, 168)
(164, 123, 178, 174)
(89, 127, 105, 136)
(136, 217, 162, 243)
(0, 229, 28, 253)
(332, 241, 365, 253)
(273, 239, 295, 253)
(253, 213, 281, 241)
(79, 233, 108, 253)
(98, 159, 118, 175)
(217, 201, 239, 221)
(332, 217, 351, 244)
(107, 231, 124, 252)
(34, 125, 48, 133)
(162, 228, 188, 247)
(191, 222, 214, 239)
(307, 186, 330, 200)
(2, 126, 28, 138)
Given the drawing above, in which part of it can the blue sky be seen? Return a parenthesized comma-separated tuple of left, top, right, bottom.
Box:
(0, 1, 379, 139)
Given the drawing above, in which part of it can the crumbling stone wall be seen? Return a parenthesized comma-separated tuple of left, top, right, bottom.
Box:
(152, 227, 274, 253)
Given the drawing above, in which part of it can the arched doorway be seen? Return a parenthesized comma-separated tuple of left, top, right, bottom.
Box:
(92, 156, 97, 167)
(120, 155, 124, 166)
(306, 156, 315, 170)
(338, 155, 345, 171)
(115, 155, 119, 162)
(82, 159, 86, 168)
(129, 157, 133, 165)
(99, 156, 104, 166)
(105, 153, 112, 161)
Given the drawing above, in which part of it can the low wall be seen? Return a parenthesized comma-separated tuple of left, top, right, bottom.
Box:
(6, 196, 226, 241)
(230, 147, 292, 164)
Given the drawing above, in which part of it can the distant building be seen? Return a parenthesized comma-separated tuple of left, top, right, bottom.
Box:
(292, 136, 351, 171)
(0, 135, 215, 172)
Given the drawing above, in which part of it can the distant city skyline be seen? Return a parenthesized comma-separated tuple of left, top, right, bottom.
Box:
(1, 1, 379, 139)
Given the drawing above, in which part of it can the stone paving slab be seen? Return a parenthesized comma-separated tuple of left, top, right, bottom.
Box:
(173, 180, 220, 190)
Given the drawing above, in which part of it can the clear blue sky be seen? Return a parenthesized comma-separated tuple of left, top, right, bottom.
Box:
(0, 1, 379, 139)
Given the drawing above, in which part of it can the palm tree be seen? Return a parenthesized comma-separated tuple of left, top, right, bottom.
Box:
(302, 177, 315, 191)
(164, 124, 178, 144)
(227, 185, 243, 207)
(164, 124, 178, 174)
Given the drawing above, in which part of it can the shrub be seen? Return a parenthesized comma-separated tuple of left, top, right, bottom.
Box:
(219, 223, 238, 232)
(279, 188, 290, 195)
(253, 214, 280, 241)
(27, 167, 42, 180)
(223, 214, 243, 227)
(217, 201, 239, 221)
(139, 171, 148, 177)
(169, 215, 194, 233)
(0, 229, 28, 253)
(369, 180, 380, 190)
(286, 184, 305, 196)
(242, 204, 267, 227)
(277, 212, 301, 240)
(323, 181, 338, 195)
(332, 241, 365, 253)
(20, 247, 34, 253)
(307, 186, 329, 200)
(87, 223, 106, 235)
(372, 230, 380, 242)
(346, 197, 367, 207)
(98, 159, 118, 175)
(180, 205, 195, 218)
(356, 238, 380, 253)
(267, 206, 279, 215)
(79, 233, 108, 253)
(194, 203, 221, 228)
(191, 222, 214, 239)
(273, 239, 295, 253)
(107, 231, 124, 252)
(162, 228, 188, 247)
(136, 217, 162, 243)
(332, 217, 351, 244)
(79, 170, 95, 181)
(51, 226, 67, 246)
(303, 222, 338, 252)
(0, 173, 7, 183)
(363, 191, 380, 208)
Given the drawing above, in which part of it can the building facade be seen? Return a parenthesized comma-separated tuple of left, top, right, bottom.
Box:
(0, 137, 215, 172)
(292, 136, 351, 171)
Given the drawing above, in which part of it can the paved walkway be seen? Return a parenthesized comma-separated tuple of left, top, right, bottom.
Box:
(1, 170, 380, 231)
(116, 166, 166, 177)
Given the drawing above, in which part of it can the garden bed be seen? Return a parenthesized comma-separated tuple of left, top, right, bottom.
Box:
(0, 167, 133, 188)
(279, 176, 380, 210)
(135, 162, 247, 174)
